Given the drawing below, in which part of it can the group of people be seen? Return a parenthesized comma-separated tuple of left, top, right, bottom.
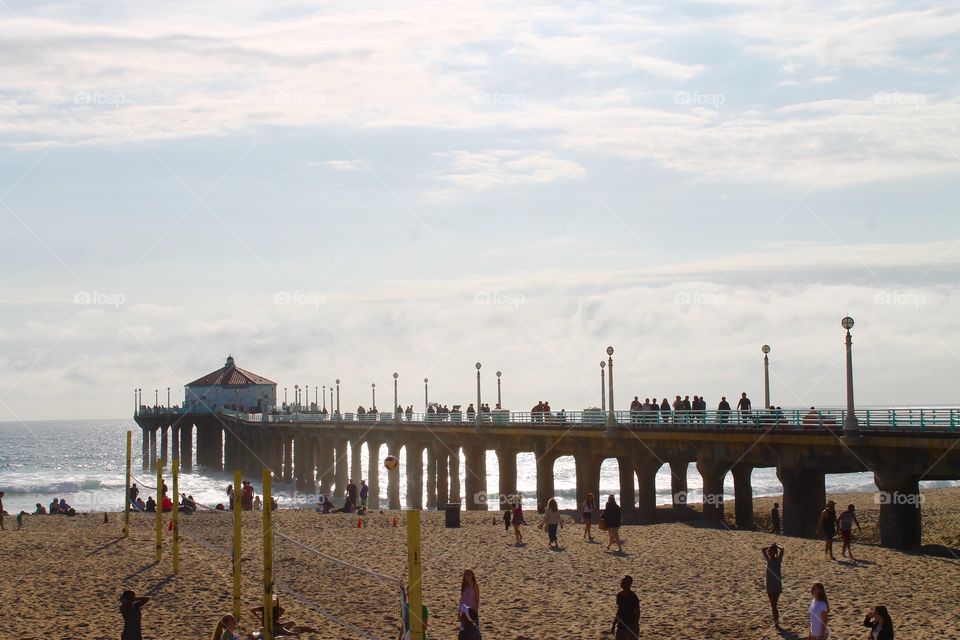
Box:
(128, 482, 194, 513)
(223, 481, 277, 512)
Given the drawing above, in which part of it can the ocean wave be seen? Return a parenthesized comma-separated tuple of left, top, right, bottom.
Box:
(0, 479, 112, 494)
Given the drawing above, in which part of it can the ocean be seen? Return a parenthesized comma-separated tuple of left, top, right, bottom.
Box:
(1, 419, 955, 515)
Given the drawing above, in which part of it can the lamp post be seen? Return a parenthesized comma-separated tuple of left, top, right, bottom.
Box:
(134, 389, 138, 416)
(424, 378, 429, 411)
(154, 389, 158, 407)
(321, 385, 325, 412)
(294, 384, 299, 409)
(330, 386, 334, 416)
(475, 362, 482, 427)
(335, 379, 340, 414)
(762, 345, 771, 409)
(167, 387, 170, 409)
(606, 346, 615, 431)
(600, 361, 606, 411)
(137, 388, 141, 411)
(284, 387, 287, 405)
(496, 370, 502, 408)
(371, 383, 376, 411)
(842, 316, 859, 437)
(393, 372, 399, 420)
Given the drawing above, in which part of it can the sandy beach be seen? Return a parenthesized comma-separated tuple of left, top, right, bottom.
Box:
(2, 488, 958, 639)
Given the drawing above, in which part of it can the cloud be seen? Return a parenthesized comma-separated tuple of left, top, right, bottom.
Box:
(432, 150, 585, 192)
(311, 159, 365, 171)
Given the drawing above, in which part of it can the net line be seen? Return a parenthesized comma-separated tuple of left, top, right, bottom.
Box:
(272, 529, 402, 586)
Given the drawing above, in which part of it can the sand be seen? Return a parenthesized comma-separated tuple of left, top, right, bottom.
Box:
(2, 488, 959, 639)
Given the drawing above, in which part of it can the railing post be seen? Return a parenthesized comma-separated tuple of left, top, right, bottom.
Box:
(920, 409, 925, 431)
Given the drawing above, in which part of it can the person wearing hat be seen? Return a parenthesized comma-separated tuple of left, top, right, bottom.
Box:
(817, 501, 838, 560)
(611, 575, 640, 639)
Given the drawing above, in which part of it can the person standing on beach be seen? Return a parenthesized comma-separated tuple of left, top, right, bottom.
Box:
(817, 501, 837, 560)
(603, 495, 623, 553)
(761, 543, 784, 625)
(539, 498, 563, 548)
(459, 569, 480, 618)
(838, 504, 862, 560)
(610, 575, 640, 640)
(807, 582, 829, 640)
(0, 490, 5, 530)
(226, 484, 234, 511)
(119, 590, 150, 640)
(863, 605, 894, 640)
(359, 480, 369, 510)
(511, 501, 524, 544)
(582, 493, 595, 541)
(771, 503, 781, 534)
(129, 483, 139, 508)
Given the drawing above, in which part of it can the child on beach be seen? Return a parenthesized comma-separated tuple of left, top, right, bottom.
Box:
(16, 511, 26, 530)
(119, 590, 150, 640)
(539, 498, 563, 548)
(459, 569, 479, 620)
(808, 582, 829, 640)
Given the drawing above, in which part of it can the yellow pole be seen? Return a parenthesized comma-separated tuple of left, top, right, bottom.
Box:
(407, 510, 425, 640)
(155, 458, 164, 562)
(124, 431, 132, 538)
(262, 469, 274, 640)
(172, 458, 180, 574)
(232, 469, 242, 623)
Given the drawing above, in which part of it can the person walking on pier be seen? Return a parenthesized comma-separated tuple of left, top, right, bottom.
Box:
(610, 575, 640, 640)
(603, 495, 623, 553)
(737, 392, 752, 424)
(838, 504, 862, 560)
(817, 501, 838, 560)
(762, 542, 784, 625)
(808, 582, 830, 640)
(582, 493, 596, 542)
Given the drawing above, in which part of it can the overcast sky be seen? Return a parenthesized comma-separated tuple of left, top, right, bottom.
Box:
(1, 0, 958, 421)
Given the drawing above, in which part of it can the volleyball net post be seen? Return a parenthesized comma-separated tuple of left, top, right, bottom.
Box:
(123, 431, 131, 538)
(172, 458, 180, 574)
(407, 509, 425, 640)
(155, 458, 164, 562)
(262, 469, 274, 640)
(232, 469, 242, 623)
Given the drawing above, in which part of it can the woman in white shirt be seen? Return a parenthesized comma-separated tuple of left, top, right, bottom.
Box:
(582, 493, 595, 542)
(808, 582, 829, 640)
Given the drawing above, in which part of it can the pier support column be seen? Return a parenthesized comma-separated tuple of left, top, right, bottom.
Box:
(293, 435, 306, 491)
(874, 470, 922, 549)
(149, 427, 158, 471)
(534, 448, 556, 507)
(777, 467, 825, 538)
(282, 435, 293, 483)
(406, 443, 424, 510)
(180, 425, 193, 472)
(732, 465, 755, 530)
(333, 439, 348, 498)
(574, 451, 601, 514)
(696, 460, 728, 522)
(670, 461, 689, 509)
(435, 446, 449, 507)
(497, 449, 518, 505)
(222, 427, 236, 471)
(366, 440, 380, 510)
(449, 448, 462, 506)
(635, 457, 660, 525)
(351, 440, 363, 488)
(209, 426, 224, 471)
(160, 426, 169, 465)
(269, 432, 284, 474)
(618, 457, 636, 513)
(426, 448, 437, 510)
(387, 442, 401, 510)
(316, 437, 334, 496)
(171, 426, 180, 463)
(464, 446, 487, 510)
(141, 428, 150, 471)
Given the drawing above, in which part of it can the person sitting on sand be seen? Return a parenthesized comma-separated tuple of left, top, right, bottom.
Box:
(863, 605, 894, 640)
(212, 613, 241, 640)
(34, 502, 47, 515)
(253, 495, 262, 511)
(145, 496, 157, 513)
(762, 543, 784, 625)
(135, 497, 146, 511)
(120, 590, 150, 640)
(539, 498, 563, 548)
(808, 582, 829, 640)
(611, 575, 640, 640)
(251, 595, 318, 637)
(49, 498, 61, 514)
(59, 498, 76, 515)
(603, 495, 623, 553)
(161, 494, 174, 513)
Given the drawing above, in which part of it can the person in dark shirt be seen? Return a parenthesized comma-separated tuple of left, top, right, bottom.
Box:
(611, 575, 640, 640)
(603, 495, 623, 553)
(771, 503, 781, 534)
(120, 590, 150, 640)
(144, 496, 156, 513)
(863, 605, 894, 640)
(128, 483, 139, 506)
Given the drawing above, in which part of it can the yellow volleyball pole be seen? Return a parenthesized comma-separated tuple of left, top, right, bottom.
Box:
(172, 458, 180, 574)
(123, 431, 132, 538)
(407, 510, 425, 640)
(232, 469, 242, 623)
(262, 469, 274, 640)
(155, 458, 164, 562)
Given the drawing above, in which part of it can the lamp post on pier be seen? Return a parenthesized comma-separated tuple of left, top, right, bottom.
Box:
(134, 389, 138, 416)
(371, 383, 376, 412)
(284, 387, 287, 405)
(496, 370, 502, 408)
(154, 389, 158, 407)
(393, 372, 399, 421)
(605, 346, 616, 433)
(842, 316, 860, 437)
(600, 361, 606, 411)
(424, 378, 429, 411)
(762, 345, 771, 409)
(294, 385, 299, 409)
(330, 386, 334, 416)
(321, 385, 326, 412)
(137, 388, 141, 412)
(167, 387, 170, 409)
(335, 379, 340, 414)
(475, 362, 482, 429)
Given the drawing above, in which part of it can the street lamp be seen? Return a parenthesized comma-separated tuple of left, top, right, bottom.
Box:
(335, 379, 340, 413)
(330, 386, 334, 416)
(762, 345, 771, 409)
(606, 346, 616, 431)
(600, 361, 606, 411)
(842, 316, 859, 437)
(475, 362, 482, 427)
(321, 385, 326, 412)
(294, 384, 299, 408)
(496, 370, 502, 408)
(167, 387, 170, 409)
(284, 387, 288, 404)
(393, 372, 399, 419)
(424, 378, 429, 410)
(371, 383, 376, 411)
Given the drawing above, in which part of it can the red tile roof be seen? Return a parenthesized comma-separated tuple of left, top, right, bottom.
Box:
(186, 356, 276, 386)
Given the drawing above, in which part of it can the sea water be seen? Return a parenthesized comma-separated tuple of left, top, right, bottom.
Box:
(0, 420, 954, 515)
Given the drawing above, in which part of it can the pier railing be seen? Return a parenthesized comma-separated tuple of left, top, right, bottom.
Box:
(209, 407, 959, 433)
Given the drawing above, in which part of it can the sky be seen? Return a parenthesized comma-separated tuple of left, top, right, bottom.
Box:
(0, 0, 958, 421)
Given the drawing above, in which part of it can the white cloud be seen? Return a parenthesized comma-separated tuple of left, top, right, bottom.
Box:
(433, 150, 585, 192)
(312, 160, 365, 171)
